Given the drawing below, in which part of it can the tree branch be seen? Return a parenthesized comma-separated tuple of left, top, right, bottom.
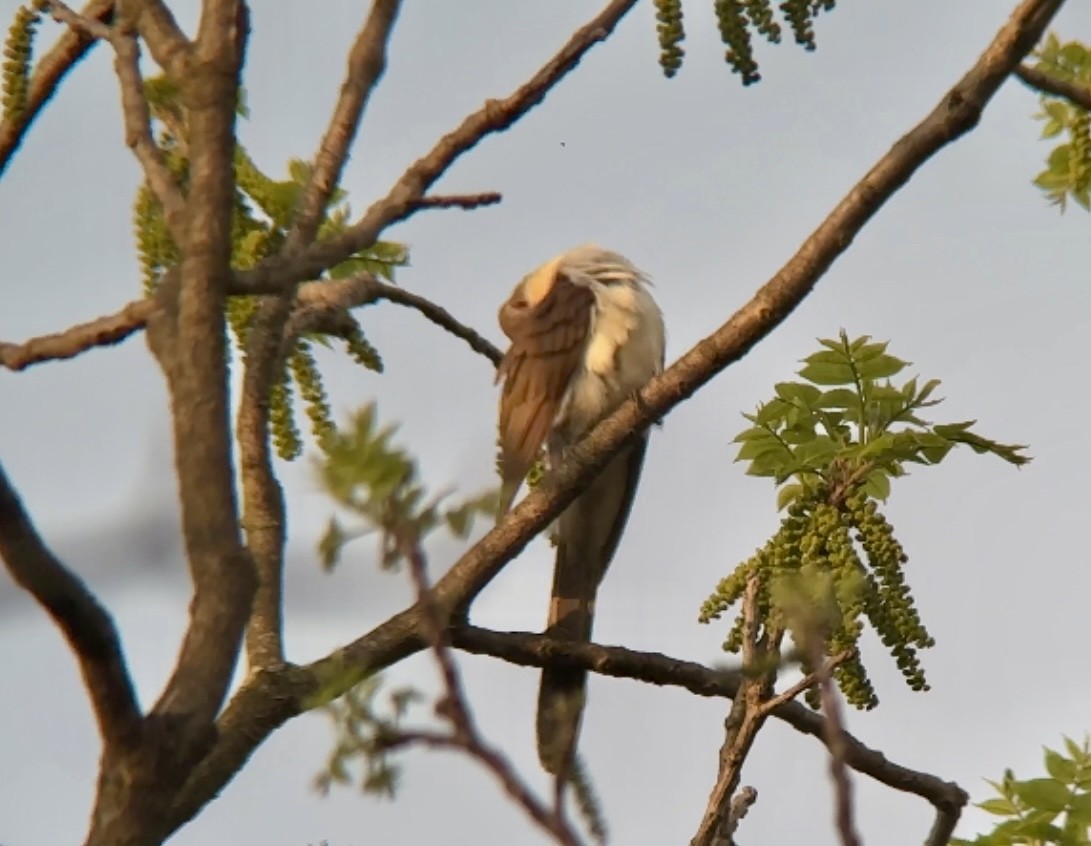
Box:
(0, 462, 141, 748)
(148, 0, 252, 727)
(43, 0, 186, 236)
(0, 0, 114, 177)
(692, 576, 776, 846)
(1014, 64, 1091, 109)
(287, 272, 503, 366)
(0, 298, 153, 371)
(132, 0, 192, 78)
(0, 269, 501, 373)
(412, 191, 503, 211)
(450, 628, 968, 828)
(237, 298, 291, 670)
(285, 0, 403, 251)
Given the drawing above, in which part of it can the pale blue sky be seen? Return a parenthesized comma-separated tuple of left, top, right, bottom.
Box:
(1, 2, 1090, 845)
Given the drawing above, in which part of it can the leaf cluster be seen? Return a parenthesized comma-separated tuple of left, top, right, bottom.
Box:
(702, 332, 1029, 709)
(653, 0, 837, 84)
(954, 737, 1091, 846)
(317, 404, 498, 573)
(314, 676, 422, 799)
(132, 76, 408, 460)
(1029, 35, 1091, 210)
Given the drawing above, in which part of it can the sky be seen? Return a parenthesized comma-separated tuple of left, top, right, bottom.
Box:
(1, 1, 1091, 845)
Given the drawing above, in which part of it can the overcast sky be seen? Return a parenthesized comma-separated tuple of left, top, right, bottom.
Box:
(2, 1, 1091, 845)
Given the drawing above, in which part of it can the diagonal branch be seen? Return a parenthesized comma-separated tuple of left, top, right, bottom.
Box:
(0, 462, 141, 748)
(45, 0, 186, 237)
(1014, 64, 1091, 109)
(286, 0, 404, 251)
(286, 272, 503, 366)
(0, 0, 114, 177)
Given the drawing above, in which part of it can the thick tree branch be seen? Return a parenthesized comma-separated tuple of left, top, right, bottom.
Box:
(1015, 64, 1091, 109)
(286, 0, 403, 250)
(232, 0, 642, 294)
(0, 462, 141, 748)
(0, 0, 114, 177)
(149, 0, 252, 727)
(132, 0, 192, 78)
(158, 0, 1057, 834)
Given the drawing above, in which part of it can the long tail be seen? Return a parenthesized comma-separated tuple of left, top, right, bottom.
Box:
(536, 438, 648, 775)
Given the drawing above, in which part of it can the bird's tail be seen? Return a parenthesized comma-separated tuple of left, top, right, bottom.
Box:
(536, 538, 598, 776)
(535, 441, 647, 776)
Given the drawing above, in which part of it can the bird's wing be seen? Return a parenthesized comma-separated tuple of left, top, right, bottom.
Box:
(496, 273, 593, 511)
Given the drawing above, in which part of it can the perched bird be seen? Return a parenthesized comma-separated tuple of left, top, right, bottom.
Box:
(495, 244, 666, 776)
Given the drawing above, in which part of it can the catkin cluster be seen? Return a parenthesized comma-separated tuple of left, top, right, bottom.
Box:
(700, 485, 932, 710)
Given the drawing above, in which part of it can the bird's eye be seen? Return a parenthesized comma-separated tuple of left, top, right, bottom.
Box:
(510, 298, 529, 310)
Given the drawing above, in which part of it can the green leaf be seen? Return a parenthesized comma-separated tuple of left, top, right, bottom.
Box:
(1067, 791, 1091, 825)
(1045, 747, 1078, 783)
(978, 797, 1019, 816)
(777, 483, 805, 511)
(816, 388, 860, 411)
(1064, 736, 1088, 764)
(775, 381, 822, 405)
(799, 360, 856, 386)
(855, 353, 910, 381)
(1014, 777, 1071, 812)
(863, 469, 891, 501)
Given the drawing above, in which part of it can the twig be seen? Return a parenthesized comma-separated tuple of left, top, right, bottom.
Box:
(44, 0, 186, 236)
(757, 649, 857, 716)
(1015, 64, 1091, 109)
(395, 530, 582, 846)
(692, 576, 774, 846)
(727, 787, 758, 842)
(412, 191, 503, 211)
(111, 14, 186, 237)
(286, 0, 404, 250)
(0, 462, 141, 748)
(44, 0, 111, 38)
(807, 637, 863, 846)
(0, 0, 115, 177)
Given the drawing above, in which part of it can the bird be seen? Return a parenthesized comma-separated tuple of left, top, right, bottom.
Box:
(495, 244, 666, 776)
